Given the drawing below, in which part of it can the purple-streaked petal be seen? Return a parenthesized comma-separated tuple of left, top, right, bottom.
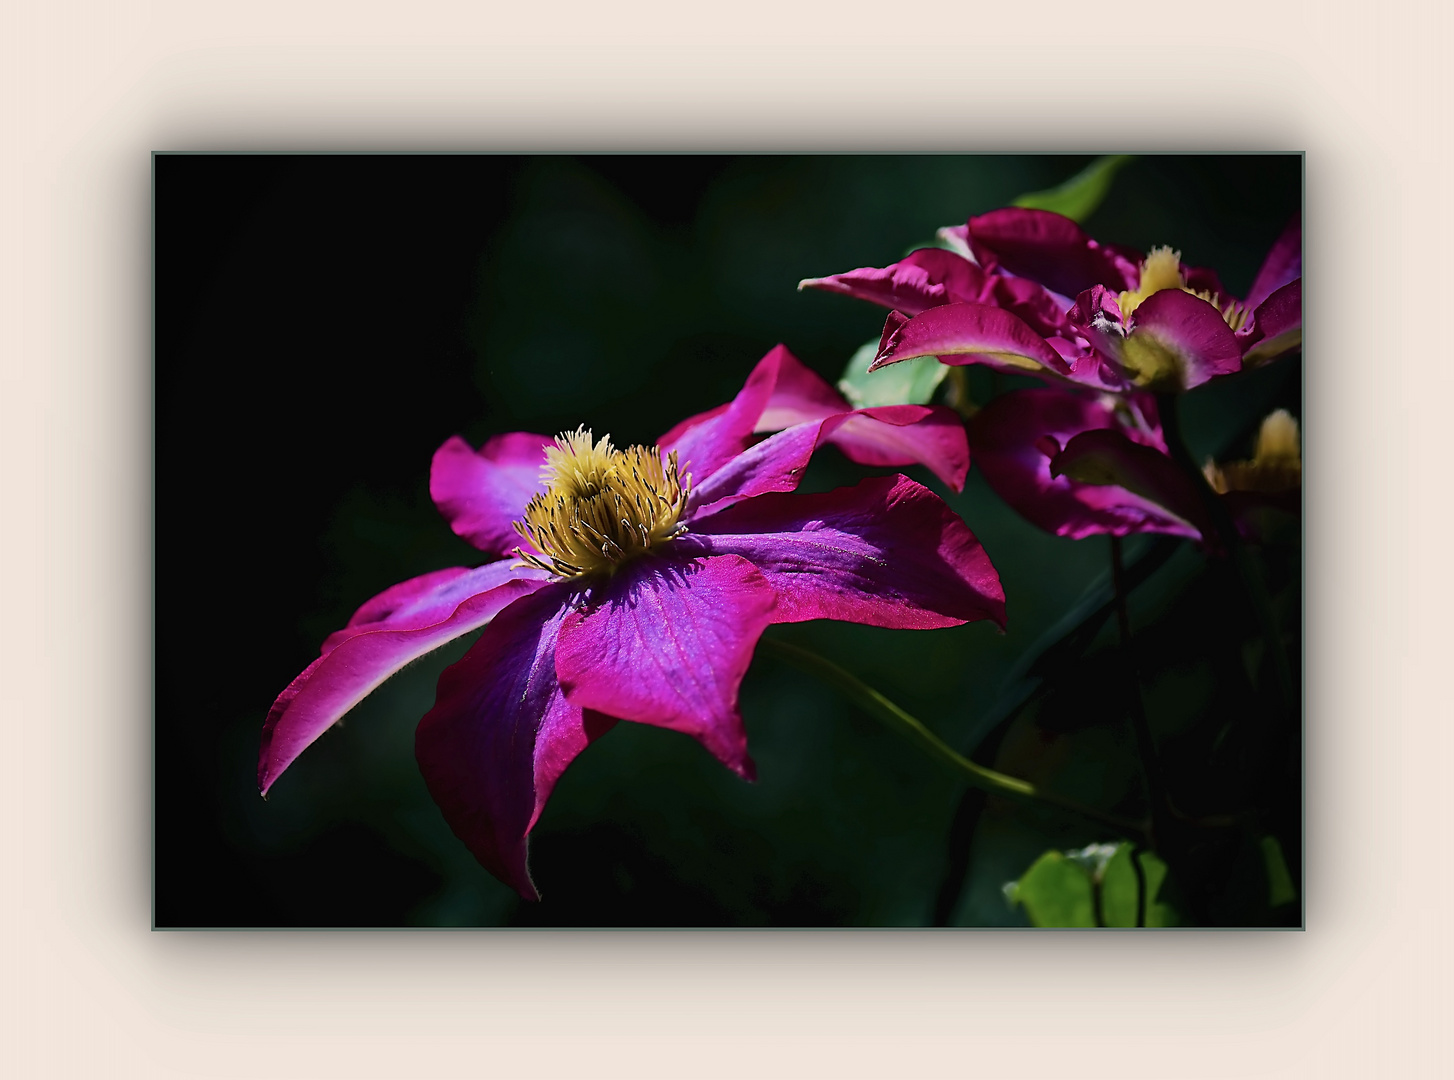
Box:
(967, 208, 1141, 297)
(689, 474, 1005, 630)
(798, 247, 988, 316)
(259, 559, 552, 794)
(870, 303, 1073, 378)
(554, 554, 777, 778)
(1245, 213, 1302, 310)
(1240, 279, 1303, 367)
(658, 345, 782, 484)
(970, 388, 1204, 540)
(1048, 429, 1210, 536)
(1125, 288, 1243, 390)
(414, 584, 616, 900)
(688, 405, 969, 512)
(430, 433, 552, 556)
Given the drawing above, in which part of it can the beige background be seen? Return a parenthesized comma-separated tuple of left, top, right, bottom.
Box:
(3, 1, 1448, 1076)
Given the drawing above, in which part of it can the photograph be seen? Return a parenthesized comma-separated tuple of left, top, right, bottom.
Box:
(155, 153, 1303, 928)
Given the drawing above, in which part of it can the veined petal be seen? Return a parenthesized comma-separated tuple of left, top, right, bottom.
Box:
(870, 303, 1073, 378)
(415, 584, 615, 901)
(797, 247, 988, 316)
(970, 388, 1204, 540)
(967, 208, 1141, 297)
(752, 345, 852, 429)
(554, 554, 777, 778)
(431, 433, 553, 556)
(1240, 279, 1302, 367)
(689, 475, 1005, 630)
(1245, 213, 1302, 311)
(259, 559, 552, 794)
(1124, 288, 1242, 390)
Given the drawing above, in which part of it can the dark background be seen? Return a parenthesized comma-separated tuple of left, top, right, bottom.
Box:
(155, 154, 1301, 926)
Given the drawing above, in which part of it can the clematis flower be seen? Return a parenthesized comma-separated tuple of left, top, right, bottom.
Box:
(804, 209, 1301, 395)
(1204, 409, 1302, 537)
(258, 345, 1004, 899)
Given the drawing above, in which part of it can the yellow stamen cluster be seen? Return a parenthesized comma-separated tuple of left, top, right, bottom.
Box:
(1204, 410, 1302, 494)
(1117, 245, 1251, 332)
(514, 427, 690, 578)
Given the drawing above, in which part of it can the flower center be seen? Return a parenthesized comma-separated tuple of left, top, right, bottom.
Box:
(1117, 245, 1251, 332)
(1204, 410, 1302, 494)
(513, 427, 690, 578)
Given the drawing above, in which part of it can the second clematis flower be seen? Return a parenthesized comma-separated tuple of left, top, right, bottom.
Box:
(804, 208, 1301, 395)
(258, 345, 1005, 899)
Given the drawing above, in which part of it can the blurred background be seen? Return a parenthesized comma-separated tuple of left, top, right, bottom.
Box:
(155, 154, 1301, 926)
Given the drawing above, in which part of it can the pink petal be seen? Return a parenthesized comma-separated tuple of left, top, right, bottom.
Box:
(259, 559, 552, 794)
(689, 404, 969, 513)
(870, 302, 1072, 378)
(798, 247, 989, 316)
(430, 432, 553, 556)
(752, 345, 850, 429)
(1240, 279, 1302, 366)
(689, 474, 1006, 630)
(967, 208, 1141, 297)
(969, 388, 1204, 540)
(1245, 213, 1302, 310)
(1126, 288, 1243, 390)
(414, 584, 616, 900)
(554, 554, 778, 779)
(1048, 429, 1210, 536)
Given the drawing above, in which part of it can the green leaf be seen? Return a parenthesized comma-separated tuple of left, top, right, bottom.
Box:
(1011, 155, 1135, 224)
(1261, 835, 1297, 909)
(837, 338, 949, 409)
(1101, 844, 1179, 927)
(1007, 850, 1097, 927)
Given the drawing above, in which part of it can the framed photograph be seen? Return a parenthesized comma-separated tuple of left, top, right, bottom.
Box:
(155, 154, 1302, 927)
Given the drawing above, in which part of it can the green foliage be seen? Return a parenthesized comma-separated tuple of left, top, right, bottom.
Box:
(1007, 841, 1178, 927)
(1261, 835, 1297, 909)
(1012, 155, 1135, 223)
(837, 338, 949, 408)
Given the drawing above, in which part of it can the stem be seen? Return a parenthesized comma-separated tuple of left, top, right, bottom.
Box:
(1111, 535, 1165, 848)
(759, 637, 1148, 841)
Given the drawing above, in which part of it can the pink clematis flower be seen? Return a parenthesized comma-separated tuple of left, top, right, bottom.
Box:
(804, 209, 1302, 394)
(258, 345, 1004, 898)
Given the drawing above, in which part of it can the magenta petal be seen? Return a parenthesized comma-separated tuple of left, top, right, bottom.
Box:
(659, 345, 782, 484)
(754, 347, 850, 429)
(689, 404, 969, 511)
(1241, 279, 1302, 366)
(798, 247, 988, 316)
(1049, 429, 1210, 536)
(554, 555, 777, 778)
(415, 584, 615, 900)
(690, 474, 1005, 630)
(970, 388, 1204, 540)
(1245, 213, 1302, 310)
(431, 433, 552, 556)
(825, 405, 970, 491)
(968, 208, 1141, 296)
(871, 302, 1072, 378)
(259, 559, 551, 794)
(1127, 288, 1243, 389)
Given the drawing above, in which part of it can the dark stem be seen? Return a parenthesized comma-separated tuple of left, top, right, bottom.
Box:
(1111, 534, 1165, 850)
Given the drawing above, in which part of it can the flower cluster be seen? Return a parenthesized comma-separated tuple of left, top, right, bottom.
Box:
(802, 207, 1303, 543)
